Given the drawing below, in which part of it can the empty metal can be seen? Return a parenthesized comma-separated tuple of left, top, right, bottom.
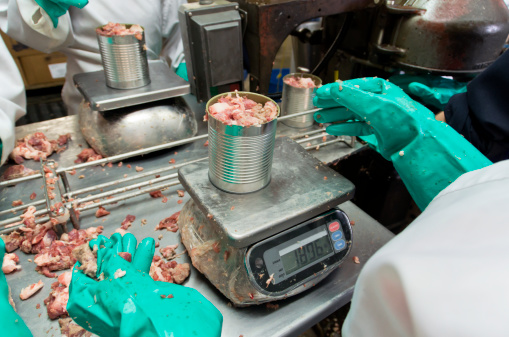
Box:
(97, 24, 150, 89)
(281, 73, 322, 128)
(206, 92, 280, 194)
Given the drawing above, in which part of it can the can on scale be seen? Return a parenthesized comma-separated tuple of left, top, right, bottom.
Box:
(206, 92, 280, 194)
(96, 24, 150, 90)
(281, 73, 322, 128)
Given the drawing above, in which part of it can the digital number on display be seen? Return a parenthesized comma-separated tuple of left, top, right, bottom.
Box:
(279, 231, 333, 275)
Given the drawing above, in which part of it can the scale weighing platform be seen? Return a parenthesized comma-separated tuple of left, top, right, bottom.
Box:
(178, 137, 356, 305)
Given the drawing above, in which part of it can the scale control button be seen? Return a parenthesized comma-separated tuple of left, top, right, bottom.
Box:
(331, 231, 343, 241)
(328, 221, 340, 232)
(334, 240, 346, 251)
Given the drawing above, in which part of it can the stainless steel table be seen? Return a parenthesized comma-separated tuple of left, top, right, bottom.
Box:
(0, 94, 393, 337)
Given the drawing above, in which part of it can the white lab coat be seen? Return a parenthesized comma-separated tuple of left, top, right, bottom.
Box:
(343, 160, 509, 337)
(0, 0, 185, 115)
(0, 36, 26, 165)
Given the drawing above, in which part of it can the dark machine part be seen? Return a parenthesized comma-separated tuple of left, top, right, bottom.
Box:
(233, 0, 378, 94)
(179, 0, 244, 103)
(370, 0, 509, 74)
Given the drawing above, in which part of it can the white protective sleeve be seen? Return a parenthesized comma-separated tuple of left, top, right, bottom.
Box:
(0, 37, 26, 165)
(0, 0, 73, 53)
(343, 160, 509, 337)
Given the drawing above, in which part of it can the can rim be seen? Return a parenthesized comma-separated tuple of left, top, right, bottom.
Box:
(205, 91, 280, 127)
(282, 72, 322, 88)
(96, 23, 146, 36)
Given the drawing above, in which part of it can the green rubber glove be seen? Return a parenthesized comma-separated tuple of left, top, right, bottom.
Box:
(389, 74, 468, 110)
(314, 78, 492, 210)
(34, 0, 88, 28)
(0, 238, 33, 337)
(67, 233, 223, 337)
(175, 62, 189, 82)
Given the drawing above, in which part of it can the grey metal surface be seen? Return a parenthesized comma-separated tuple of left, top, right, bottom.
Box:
(73, 60, 190, 111)
(179, 1, 244, 103)
(1, 94, 384, 337)
(281, 73, 322, 128)
(97, 27, 150, 89)
(179, 137, 355, 248)
(78, 95, 198, 157)
(206, 92, 279, 193)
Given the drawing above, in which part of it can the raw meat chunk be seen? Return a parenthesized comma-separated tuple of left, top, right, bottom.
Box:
(10, 132, 68, 163)
(95, 207, 110, 218)
(208, 91, 278, 126)
(155, 211, 180, 232)
(59, 317, 92, 337)
(72, 244, 97, 278)
(74, 148, 103, 164)
(44, 271, 71, 319)
(159, 244, 179, 260)
(20, 280, 44, 300)
(283, 76, 317, 88)
(96, 22, 144, 40)
(2, 253, 21, 274)
(1, 165, 39, 181)
(149, 255, 190, 284)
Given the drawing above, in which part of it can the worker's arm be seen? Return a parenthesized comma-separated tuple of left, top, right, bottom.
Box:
(0, 38, 26, 165)
(314, 78, 492, 210)
(68, 233, 223, 337)
(444, 51, 509, 161)
(0, 0, 77, 53)
(343, 160, 509, 337)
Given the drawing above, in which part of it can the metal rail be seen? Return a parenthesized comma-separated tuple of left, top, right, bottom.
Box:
(0, 115, 355, 231)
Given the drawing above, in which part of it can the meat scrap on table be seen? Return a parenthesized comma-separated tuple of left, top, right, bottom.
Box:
(2, 253, 21, 274)
(160, 244, 179, 260)
(59, 317, 92, 337)
(20, 280, 44, 300)
(10, 132, 71, 164)
(120, 214, 136, 230)
(150, 255, 190, 284)
(149, 190, 168, 203)
(155, 211, 180, 232)
(45, 271, 71, 320)
(74, 148, 103, 164)
(1, 164, 39, 181)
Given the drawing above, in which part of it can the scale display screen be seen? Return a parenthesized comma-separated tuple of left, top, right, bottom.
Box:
(279, 230, 333, 275)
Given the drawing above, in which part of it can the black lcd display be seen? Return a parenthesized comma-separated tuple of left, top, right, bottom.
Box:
(280, 233, 333, 275)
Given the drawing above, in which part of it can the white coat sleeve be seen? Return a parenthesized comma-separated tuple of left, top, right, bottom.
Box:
(0, 38, 26, 165)
(160, 0, 185, 69)
(0, 0, 73, 53)
(342, 160, 509, 337)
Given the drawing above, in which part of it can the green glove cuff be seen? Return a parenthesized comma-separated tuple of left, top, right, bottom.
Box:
(175, 62, 189, 82)
(34, 0, 88, 28)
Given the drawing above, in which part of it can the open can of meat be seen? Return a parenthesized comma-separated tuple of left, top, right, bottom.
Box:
(281, 73, 322, 128)
(206, 92, 280, 194)
(96, 24, 150, 89)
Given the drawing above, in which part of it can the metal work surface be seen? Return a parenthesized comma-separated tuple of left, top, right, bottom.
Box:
(73, 60, 190, 111)
(179, 137, 355, 247)
(0, 94, 388, 337)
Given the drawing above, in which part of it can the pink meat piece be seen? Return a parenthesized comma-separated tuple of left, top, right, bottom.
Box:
(149, 255, 190, 284)
(120, 214, 136, 230)
(208, 91, 278, 126)
(1, 165, 39, 181)
(283, 76, 316, 88)
(10, 132, 68, 163)
(11, 200, 23, 207)
(34, 227, 103, 277)
(20, 219, 58, 254)
(118, 252, 132, 262)
(20, 280, 44, 300)
(1, 231, 24, 252)
(155, 211, 180, 232)
(74, 148, 103, 164)
(159, 244, 178, 260)
(149, 190, 163, 198)
(95, 207, 110, 218)
(2, 253, 21, 274)
(45, 271, 72, 320)
(96, 22, 144, 40)
(57, 134, 71, 146)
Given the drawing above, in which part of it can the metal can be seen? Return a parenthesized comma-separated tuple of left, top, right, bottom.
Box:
(96, 24, 150, 89)
(206, 92, 280, 194)
(281, 73, 322, 128)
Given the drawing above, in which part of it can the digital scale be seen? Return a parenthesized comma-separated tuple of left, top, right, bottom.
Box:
(178, 137, 355, 305)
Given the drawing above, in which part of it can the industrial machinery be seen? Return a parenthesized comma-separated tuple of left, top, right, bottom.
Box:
(233, 0, 509, 93)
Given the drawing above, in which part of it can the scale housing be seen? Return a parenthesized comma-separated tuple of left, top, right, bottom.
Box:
(178, 137, 356, 305)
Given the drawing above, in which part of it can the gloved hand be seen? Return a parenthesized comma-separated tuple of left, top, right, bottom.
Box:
(34, 0, 89, 28)
(389, 74, 468, 110)
(68, 233, 223, 337)
(314, 78, 492, 210)
(0, 238, 33, 336)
